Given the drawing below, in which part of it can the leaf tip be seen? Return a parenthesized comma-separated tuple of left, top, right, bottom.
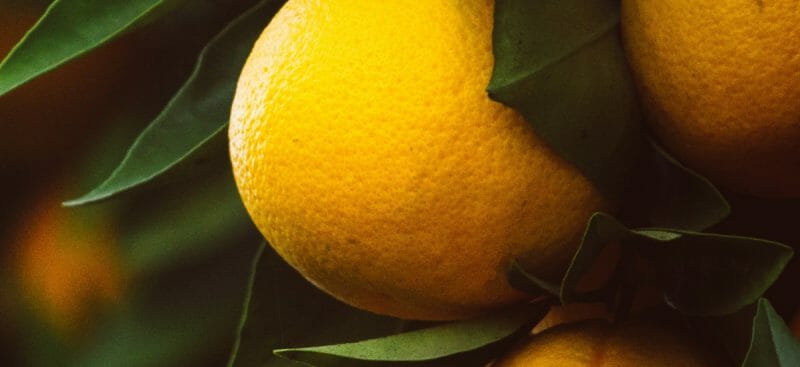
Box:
(61, 190, 107, 207)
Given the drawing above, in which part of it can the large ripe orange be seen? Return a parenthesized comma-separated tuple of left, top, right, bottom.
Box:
(622, 0, 800, 197)
(229, 0, 608, 320)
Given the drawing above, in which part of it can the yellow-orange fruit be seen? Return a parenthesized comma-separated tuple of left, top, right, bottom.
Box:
(491, 320, 722, 367)
(13, 187, 124, 337)
(622, 0, 800, 198)
(229, 0, 608, 320)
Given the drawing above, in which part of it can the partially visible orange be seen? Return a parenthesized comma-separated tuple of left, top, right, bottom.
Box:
(792, 309, 800, 339)
(12, 185, 125, 338)
(492, 319, 722, 367)
(0, 1, 131, 167)
(622, 0, 800, 198)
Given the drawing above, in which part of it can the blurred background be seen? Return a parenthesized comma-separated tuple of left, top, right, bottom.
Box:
(0, 0, 265, 365)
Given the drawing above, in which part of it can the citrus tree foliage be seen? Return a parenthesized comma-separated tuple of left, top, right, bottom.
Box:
(0, 0, 796, 366)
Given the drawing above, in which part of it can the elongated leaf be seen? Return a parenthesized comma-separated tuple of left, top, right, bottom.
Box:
(742, 299, 800, 367)
(489, 0, 643, 201)
(65, 0, 286, 206)
(513, 213, 792, 316)
(275, 305, 545, 367)
(0, 0, 179, 96)
(227, 245, 402, 367)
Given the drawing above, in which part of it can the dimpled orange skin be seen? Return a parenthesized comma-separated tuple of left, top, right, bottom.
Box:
(229, 0, 607, 320)
(622, 0, 800, 198)
(490, 320, 722, 367)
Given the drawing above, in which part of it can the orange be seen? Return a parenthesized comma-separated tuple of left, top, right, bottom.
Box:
(12, 186, 124, 338)
(491, 319, 722, 367)
(229, 0, 608, 320)
(622, 0, 800, 198)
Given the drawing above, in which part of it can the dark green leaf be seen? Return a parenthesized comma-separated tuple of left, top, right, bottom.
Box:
(227, 245, 403, 367)
(633, 230, 792, 316)
(489, 1, 729, 232)
(0, 0, 179, 96)
(64, 0, 286, 206)
(559, 213, 629, 304)
(514, 213, 791, 316)
(489, 0, 643, 201)
(742, 298, 800, 367)
(275, 304, 545, 367)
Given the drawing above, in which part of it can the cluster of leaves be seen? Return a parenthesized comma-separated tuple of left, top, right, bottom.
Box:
(1, 0, 798, 366)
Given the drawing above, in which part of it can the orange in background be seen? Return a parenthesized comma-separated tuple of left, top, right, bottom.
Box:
(12, 186, 124, 339)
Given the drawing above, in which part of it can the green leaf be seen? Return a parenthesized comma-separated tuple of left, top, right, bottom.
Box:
(227, 245, 403, 367)
(0, 0, 179, 97)
(489, 1, 729, 232)
(64, 0, 286, 206)
(559, 213, 630, 304)
(489, 0, 643, 201)
(635, 229, 792, 316)
(275, 304, 545, 367)
(515, 213, 792, 316)
(742, 299, 800, 367)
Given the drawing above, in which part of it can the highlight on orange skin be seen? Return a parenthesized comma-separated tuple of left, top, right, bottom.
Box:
(13, 188, 124, 338)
